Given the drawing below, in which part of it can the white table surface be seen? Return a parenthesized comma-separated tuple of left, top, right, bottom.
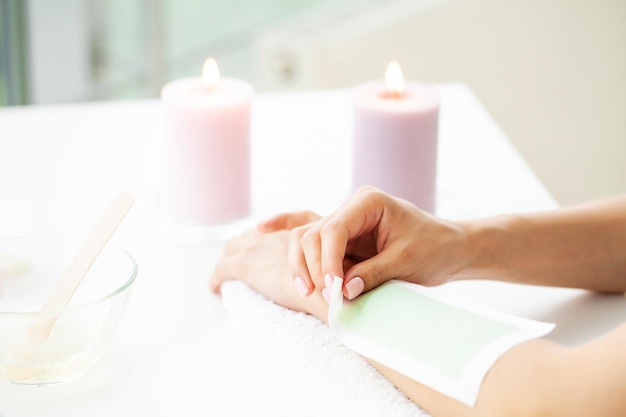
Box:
(0, 84, 624, 417)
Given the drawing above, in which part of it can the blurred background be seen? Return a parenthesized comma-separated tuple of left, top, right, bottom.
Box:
(0, 0, 624, 205)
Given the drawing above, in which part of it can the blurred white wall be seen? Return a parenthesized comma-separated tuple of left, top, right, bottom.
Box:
(256, 0, 626, 205)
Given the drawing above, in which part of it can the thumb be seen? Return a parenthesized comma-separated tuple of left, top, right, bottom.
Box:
(343, 248, 405, 299)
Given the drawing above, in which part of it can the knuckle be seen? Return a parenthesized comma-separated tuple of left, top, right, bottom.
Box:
(300, 226, 320, 246)
(319, 219, 342, 239)
(356, 185, 379, 195)
(290, 224, 309, 241)
(356, 186, 389, 206)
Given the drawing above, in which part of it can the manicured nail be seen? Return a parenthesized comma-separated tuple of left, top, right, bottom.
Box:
(294, 276, 309, 297)
(324, 273, 334, 291)
(322, 287, 330, 303)
(345, 277, 365, 299)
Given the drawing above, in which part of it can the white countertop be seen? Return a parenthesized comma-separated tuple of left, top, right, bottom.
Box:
(0, 84, 624, 417)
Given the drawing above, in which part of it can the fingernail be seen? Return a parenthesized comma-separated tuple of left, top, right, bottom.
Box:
(324, 273, 334, 291)
(345, 277, 365, 299)
(294, 276, 309, 297)
(322, 287, 330, 303)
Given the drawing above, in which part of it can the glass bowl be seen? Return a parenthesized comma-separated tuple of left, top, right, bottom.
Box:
(0, 235, 137, 385)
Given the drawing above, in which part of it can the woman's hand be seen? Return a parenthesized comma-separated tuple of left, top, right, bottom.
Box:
(209, 229, 328, 319)
(264, 187, 469, 300)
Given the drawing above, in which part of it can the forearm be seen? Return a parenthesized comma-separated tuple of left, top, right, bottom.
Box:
(378, 323, 626, 417)
(366, 339, 564, 417)
(457, 195, 626, 292)
(305, 289, 626, 417)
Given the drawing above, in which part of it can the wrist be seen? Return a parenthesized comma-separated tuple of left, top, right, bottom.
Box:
(453, 214, 520, 282)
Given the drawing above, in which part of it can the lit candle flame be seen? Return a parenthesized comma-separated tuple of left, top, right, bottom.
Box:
(202, 57, 220, 91)
(385, 61, 404, 97)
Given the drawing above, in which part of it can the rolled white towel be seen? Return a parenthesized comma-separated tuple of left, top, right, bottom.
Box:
(221, 280, 431, 417)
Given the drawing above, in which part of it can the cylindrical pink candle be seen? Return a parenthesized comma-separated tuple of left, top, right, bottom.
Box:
(352, 62, 439, 213)
(161, 58, 254, 224)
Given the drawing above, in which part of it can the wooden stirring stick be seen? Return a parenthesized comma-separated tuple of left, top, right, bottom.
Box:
(31, 193, 135, 338)
(3, 193, 135, 382)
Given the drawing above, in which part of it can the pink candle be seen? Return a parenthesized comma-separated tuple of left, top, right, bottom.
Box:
(352, 61, 439, 213)
(161, 58, 254, 224)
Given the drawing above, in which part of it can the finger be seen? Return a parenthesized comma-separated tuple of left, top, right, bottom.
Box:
(210, 236, 245, 292)
(319, 189, 388, 280)
(257, 211, 321, 232)
(342, 246, 406, 299)
(300, 224, 325, 290)
(208, 273, 222, 294)
(288, 226, 314, 296)
(209, 256, 241, 293)
(318, 219, 349, 281)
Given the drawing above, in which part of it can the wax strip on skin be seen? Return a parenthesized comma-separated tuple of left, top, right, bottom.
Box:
(328, 278, 554, 406)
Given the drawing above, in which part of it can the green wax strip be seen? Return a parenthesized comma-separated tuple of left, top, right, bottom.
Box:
(336, 281, 518, 378)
